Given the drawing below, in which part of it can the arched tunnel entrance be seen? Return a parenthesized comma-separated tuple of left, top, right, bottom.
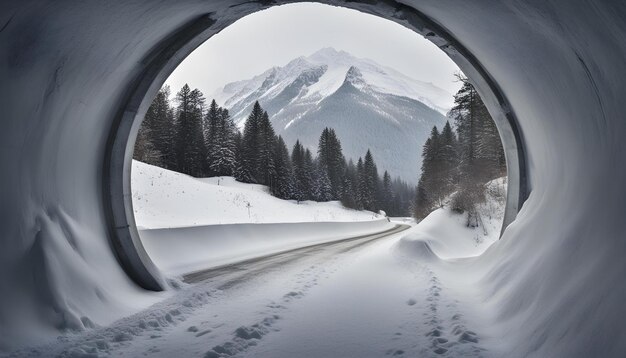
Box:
(1, 1, 625, 356)
(105, 1, 528, 292)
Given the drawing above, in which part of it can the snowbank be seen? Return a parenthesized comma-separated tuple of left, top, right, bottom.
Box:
(141, 219, 395, 275)
(395, 177, 506, 261)
(131, 160, 379, 229)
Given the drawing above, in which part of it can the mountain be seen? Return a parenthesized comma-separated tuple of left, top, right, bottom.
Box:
(212, 47, 451, 183)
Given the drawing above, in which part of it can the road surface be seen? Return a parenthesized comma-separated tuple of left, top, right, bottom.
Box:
(12, 222, 489, 358)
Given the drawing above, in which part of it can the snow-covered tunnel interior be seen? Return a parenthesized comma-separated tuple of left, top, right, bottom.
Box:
(1, 0, 625, 356)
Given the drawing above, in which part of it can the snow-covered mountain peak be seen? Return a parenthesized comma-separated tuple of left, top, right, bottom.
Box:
(213, 48, 453, 118)
(345, 65, 362, 79)
(210, 48, 451, 181)
(344, 66, 367, 89)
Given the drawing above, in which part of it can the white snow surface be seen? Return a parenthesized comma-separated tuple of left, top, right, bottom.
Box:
(132, 160, 392, 275)
(131, 160, 380, 229)
(10, 195, 507, 357)
(140, 219, 395, 275)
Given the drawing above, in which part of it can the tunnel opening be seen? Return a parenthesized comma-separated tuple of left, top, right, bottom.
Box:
(4, 0, 625, 356)
(105, 2, 527, 292)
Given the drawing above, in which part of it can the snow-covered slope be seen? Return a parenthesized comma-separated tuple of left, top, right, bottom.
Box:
(131, 160, 380, 229)
(212, 48, 450, 182)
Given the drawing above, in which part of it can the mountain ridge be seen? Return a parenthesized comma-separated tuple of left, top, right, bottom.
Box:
(212, 47, 451, 183)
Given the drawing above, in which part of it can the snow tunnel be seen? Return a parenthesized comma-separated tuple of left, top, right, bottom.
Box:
(0, 0, 624, 355)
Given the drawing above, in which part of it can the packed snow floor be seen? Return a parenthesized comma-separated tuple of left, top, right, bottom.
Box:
(9, 209, 505, 357)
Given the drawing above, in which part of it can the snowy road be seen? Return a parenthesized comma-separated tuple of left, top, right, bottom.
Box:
(12, 222, 494, 358)
(182, 224, 410, 285)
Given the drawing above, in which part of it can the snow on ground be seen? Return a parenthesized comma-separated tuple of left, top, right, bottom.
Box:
(398, 177, 507, 260)
(133, 160, 393, 275)
(9, 181, 508, 357)
(141, 219, 395, 276)
(131, 160, 379, 229)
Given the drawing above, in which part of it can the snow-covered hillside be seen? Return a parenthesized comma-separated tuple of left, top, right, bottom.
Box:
(131, 160, 380, 229)
(212, 47, 450, 182)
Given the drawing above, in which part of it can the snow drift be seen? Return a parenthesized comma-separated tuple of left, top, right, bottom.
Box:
(1, 1, 625, 356)
(395, 177, 505, 261)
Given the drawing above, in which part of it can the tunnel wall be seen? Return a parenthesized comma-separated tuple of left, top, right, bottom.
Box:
(0, 0, 625, 355)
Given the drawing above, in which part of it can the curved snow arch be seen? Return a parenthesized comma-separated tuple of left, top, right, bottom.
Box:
(107, 1, 528, 291)
(4, 2, 625, 353)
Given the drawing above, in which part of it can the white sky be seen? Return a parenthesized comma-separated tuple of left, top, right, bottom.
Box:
(166, 3, 461, 99)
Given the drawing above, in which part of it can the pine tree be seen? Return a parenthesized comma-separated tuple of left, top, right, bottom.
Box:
(312, 160, 333, 202)
(359, 150, 379, 212)
(134, 86, 176, 169)
(392, 177, 415, 217)
(303, 149, 315, 200)
(403, 74, 504, 225)
(317, 128, 346, 199)
(380, 171, 393, 215)
(209, 105, 237, 176)
(234, 131, 254, 183)
(414, 178, 431, 219)
(272, 136, 294, 200)
(204, 99, 221, 176)
(258, 110, 277, 187)
(439, 121, 457, 195)
(420, 127, 442, 206)
(291, 140, 311, 202)
(356, 157, 365, 209)
(240, 101, 264, 183)
(476, 107, 506, 179)
(133, 124, 161, 165)
(174, 84, 206, 177)
(340, 159, 358, 209)
(449, 75, 488, 218)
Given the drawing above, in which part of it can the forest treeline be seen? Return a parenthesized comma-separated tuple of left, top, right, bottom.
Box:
(134, 84, 415, 216)
(136, 75, 506, 222)
(414, 75, 506, 224)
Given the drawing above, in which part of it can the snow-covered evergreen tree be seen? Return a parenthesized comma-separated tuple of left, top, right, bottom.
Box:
(340, 159, 358, 209)
(317, 128, 346, 199)
(133, 86, 176, 169)
(414, 74, 506, 223)
(272, 136, 294, 200)
(358, 150, 379, 212)
(240, 101, 264, 183)
(208, 106, 238, 176)
(312, 161, 333, 202)
(380, 171, 393, 214)
(258, 110, 277, 188)
(204, 99, 221, 176)
(174, 84, 206, 177)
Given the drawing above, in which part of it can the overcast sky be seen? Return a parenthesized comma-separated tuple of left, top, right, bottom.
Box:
(166, 3, 461, 99)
